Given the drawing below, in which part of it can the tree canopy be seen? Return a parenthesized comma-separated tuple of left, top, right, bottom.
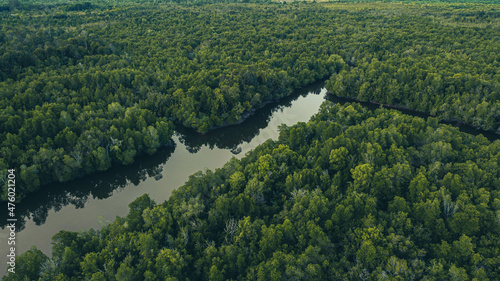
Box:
(5, 102, 499, 280)
(1, 1, 498, 200)
(1, 1, 500, 278)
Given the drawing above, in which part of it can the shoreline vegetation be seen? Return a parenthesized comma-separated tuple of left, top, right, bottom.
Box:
(5, 102, 499, 280)
(202, 78, 330, 133)
(3, 0, 498, 201)
(1, 1, 500, 280)
(1, 2, 346, 201)
(203, 98, 283, 133)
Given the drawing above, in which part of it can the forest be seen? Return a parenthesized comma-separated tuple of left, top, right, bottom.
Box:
(5, 103, 500, 280)
(1, 0, 500, 279)
(1, 1, 346, 200)
(1, 0, 499, 201)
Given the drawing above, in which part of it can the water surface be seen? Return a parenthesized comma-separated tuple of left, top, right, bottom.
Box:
(2, 80, 498, 275)
(0, 81, 327, 274)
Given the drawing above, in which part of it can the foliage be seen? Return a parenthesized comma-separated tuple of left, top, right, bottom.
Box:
(1, 2, 499, 279)
(324, 3, 500, 132)
(1, 1, 498, 201)
(0, 2, 339, 200)
(5, 103, 499, 280)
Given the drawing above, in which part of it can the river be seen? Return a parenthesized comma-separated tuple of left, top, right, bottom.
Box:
(2, 79, 499, 275)
(0, 81, 327, 275)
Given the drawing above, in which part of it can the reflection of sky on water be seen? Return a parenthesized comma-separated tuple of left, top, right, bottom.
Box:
(2, 78, 498, 275)
(0, 81, 327, 274)
(176, 80, 325, 153)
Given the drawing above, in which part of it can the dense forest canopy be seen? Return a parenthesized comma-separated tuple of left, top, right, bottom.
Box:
(325, 21, 500, 131)
(4, 103, 499, 280)
(2, 0, 499, 7)
(1, 2, 341, 200)
(2, 0, 500, 279)
(1, 0, 498, 201)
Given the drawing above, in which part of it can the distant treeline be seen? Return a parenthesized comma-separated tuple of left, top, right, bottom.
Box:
(0, 0, 271, 11)
(325, 3, 499, 132)
(2, 0, 499, 9)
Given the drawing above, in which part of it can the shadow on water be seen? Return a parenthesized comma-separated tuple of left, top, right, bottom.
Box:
(3, 80, 496, 233)
(0, 145, 176, 231)
(176, 80, 325, 153)
(0, 80, 326, 232)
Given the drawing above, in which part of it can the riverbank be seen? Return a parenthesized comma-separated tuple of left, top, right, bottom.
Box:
(197, 79, 330, 134)
(0, 83, 328, 277)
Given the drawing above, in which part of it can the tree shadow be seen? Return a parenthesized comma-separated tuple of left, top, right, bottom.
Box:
(0, 145, 175, 231)
(176, 80, 326, 153)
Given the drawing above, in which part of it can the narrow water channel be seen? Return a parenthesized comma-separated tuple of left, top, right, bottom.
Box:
(0, 81, 327, 274)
